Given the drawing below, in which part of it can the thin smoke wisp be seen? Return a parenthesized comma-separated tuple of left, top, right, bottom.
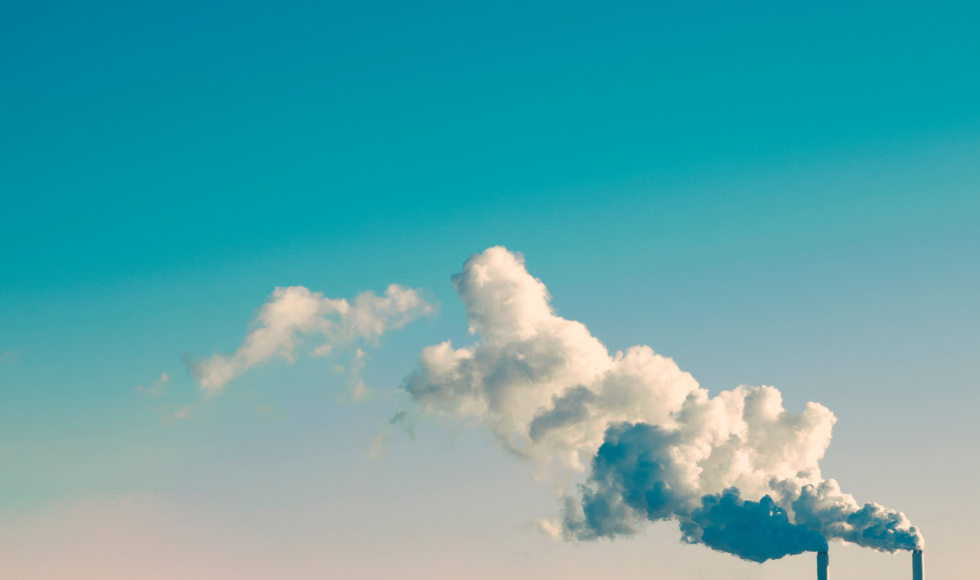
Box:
(192, 284, 435, 397)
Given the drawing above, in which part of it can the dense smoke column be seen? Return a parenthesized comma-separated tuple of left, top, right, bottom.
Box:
(790, 482, 924, 552)
(400, 246, 924, 562)
(561, 420, 923, 561)
(679, 490, 828, 562)
(562, 422, 827, 562)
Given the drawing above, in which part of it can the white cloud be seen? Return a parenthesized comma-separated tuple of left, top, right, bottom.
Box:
(135, 373, 169, 398)
(190, 284, 435, 396)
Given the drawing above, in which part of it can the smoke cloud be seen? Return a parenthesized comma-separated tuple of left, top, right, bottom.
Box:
(192, 284, 434, 396)
(400, 246, 923, 561)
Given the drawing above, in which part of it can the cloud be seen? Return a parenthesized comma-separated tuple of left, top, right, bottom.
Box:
(398, 246, 923, 561)
(162, 405, 192, 425)
(189, 284, 435, 396)
(135, 373, 169, 398)
(0, 351, 19, 367)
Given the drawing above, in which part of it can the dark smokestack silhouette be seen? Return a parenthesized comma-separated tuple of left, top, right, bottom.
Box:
(817, 551, 828, 580)
(913, 549, 923, 580)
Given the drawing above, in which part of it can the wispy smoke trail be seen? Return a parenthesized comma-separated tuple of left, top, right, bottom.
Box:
(399, 246, 923, 561)
(190, 284, 435, 396)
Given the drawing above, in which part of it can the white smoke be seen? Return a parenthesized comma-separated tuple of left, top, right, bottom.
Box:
(192, 284, 435, 396)
(403, 247, 697, 480)
(400, 246, 923, 561)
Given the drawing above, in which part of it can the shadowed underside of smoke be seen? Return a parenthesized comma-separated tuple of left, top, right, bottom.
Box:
(680, 490, 828, 562)
(562, 422, 920, 561)
(561, 422, 826, 561)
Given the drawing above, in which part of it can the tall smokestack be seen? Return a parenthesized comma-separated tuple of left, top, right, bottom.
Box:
(817, 551, 829, 580)
(912, 549, 923, 580)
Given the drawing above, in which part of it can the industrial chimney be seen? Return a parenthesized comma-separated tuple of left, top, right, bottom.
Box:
(817, 551, 829, 580)
(912, 549, 923, 580)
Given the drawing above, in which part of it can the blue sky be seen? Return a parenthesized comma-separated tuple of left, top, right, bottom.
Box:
(1, 1, 978, 578)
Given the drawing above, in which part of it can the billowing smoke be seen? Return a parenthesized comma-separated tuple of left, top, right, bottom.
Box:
(400, 246, 923, 562)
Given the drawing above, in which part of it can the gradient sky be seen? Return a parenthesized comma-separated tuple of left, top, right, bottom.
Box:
(1, 1, 978, 578)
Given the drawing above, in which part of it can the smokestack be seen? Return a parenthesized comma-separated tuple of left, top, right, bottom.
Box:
(913, 549, 923, 580)
(817, 551, 829, 580)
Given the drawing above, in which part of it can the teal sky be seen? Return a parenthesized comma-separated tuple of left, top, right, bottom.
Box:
(1, 2, 978, 578)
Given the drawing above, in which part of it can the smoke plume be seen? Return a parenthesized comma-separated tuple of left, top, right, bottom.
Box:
(400, 246, 923, 561)
(192, 284, 434, 396)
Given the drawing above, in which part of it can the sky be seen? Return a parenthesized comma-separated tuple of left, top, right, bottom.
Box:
(1, 1, 978, 578)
